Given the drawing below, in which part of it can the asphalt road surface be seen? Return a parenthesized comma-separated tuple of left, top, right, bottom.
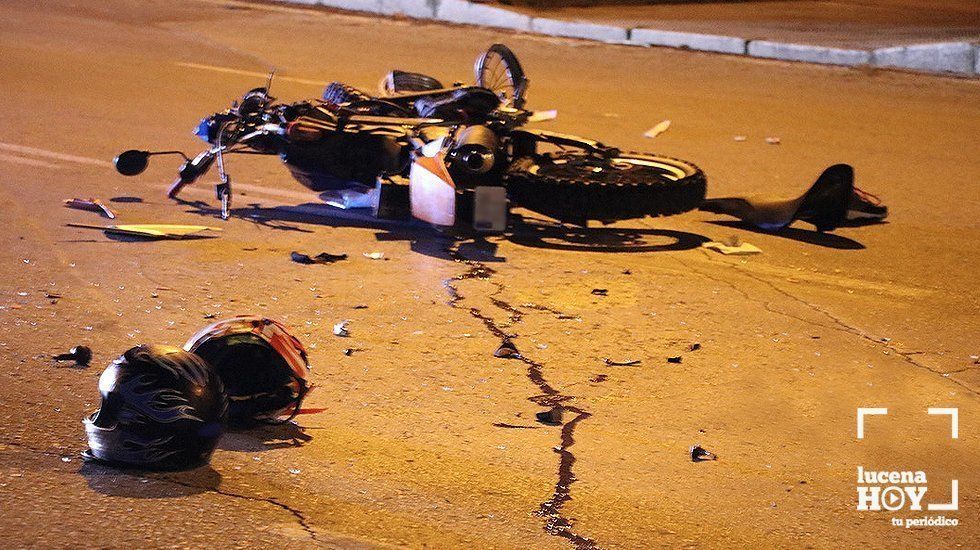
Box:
(0, 1, 977, 548)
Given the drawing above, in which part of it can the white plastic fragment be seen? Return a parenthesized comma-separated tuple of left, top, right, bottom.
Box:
(333, 320, 351, 337)
(643, 120, 671, 139)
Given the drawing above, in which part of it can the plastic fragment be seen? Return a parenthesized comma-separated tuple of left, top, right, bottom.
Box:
(494, 339, 520, 358)
(53, 345, 92, 366)
(536, 406, 564, 425)
(333, 320, 351, 337)
(691, 444, 718, 462)
(643, 120, 671, 139)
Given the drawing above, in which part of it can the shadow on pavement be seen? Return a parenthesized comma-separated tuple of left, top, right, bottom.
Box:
(80, 462, 221, 498)
(178, 201, 711, 257)
(509, 215, 709, 253)
(706, 220, 866, 250)
(219, 422, 313, 452)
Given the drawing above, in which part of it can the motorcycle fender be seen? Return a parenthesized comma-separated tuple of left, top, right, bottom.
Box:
(409, 153, 456, 227)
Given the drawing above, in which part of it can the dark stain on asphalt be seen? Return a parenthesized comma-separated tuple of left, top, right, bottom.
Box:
(444, 251, 598, 549)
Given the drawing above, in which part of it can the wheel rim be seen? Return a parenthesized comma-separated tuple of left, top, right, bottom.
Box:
(480, 51, 517, 107)
(538, 154, 693, 183)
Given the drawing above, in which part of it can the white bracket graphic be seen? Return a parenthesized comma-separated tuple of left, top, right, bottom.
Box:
(857, 408, 888, 439)
(928, 480, 959, 511)
(928, 408, 959, 439)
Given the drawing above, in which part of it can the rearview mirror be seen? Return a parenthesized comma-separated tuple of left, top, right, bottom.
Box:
(114, 150, 150, 176)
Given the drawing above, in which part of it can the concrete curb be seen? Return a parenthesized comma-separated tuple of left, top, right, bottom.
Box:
(436, 0, 531, 32)
(287, 0, 979, 77)
(530, 17, 627, 43)
(630, 28, 746, 55)
(872, 41, 975, 74)
(747, 41, 871, 66)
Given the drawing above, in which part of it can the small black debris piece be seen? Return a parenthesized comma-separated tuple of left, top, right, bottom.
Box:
(667, 356, 682, 364)
(590, 374, 609, 383)
(494, 339, 520, 359)
(689, 343, 702, 351)
(291, 251, 348, 265)
(591, 288, 608, 296)
(604, 358, 641, 366)
(622, 269, 632, 275)
(690, 444, 718, 462)
(535, 406, 564, 426)
(53, 345, 92, 366)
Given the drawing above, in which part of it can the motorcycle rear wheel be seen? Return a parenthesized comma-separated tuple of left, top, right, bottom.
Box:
(505, 152, 706, 223)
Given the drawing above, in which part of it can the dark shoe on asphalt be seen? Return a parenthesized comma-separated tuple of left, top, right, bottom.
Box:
(700, 163, 854, 232)
(843, 187, 888, 225)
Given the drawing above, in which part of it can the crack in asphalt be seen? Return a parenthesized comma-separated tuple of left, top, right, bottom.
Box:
(154, 475, 322, 544)
(1, 440, 322, 544)
(678, 255, 979, 397)
(443, 252, 599, 549)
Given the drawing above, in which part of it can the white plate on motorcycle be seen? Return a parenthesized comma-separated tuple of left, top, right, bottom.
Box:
(419, 135, 447, 158)
(528, 109, 558, 123)
(409, 154, 456, 227)
(473, 186, 508, 232)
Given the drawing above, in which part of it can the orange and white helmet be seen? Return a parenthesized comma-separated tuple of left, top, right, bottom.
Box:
(184, 316, 310, 423)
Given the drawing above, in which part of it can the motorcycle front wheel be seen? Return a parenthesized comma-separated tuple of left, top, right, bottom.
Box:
(505, 151, 706, 224)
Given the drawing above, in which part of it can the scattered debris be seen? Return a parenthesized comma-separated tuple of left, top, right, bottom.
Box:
(734, 135, 747, 142)
(53, 345, 92, 366)
(604, 358, 641, 366)
(64, 198, 116, 219)
(203, 313, 217, 319)
(342, 348, 365, 356)
(536, 406, 564, 425)
(667, 356, 683, 364)
(66, 223, 220, 240)
(643, 119, 671, 139)
(765, 136, 781, 145)
(590, 374, 608, 383)
(290, 251, 348, 265)
(590, 288, 608, 296)
(494, 339, 520, 358)
(702, 241, 762, 256)
(621, 269, 632, 275)
(690, 444, 718, 462)
(363, 252, 385, 260)
(528, 109, 558, 122)
(333, 320, 351, 337)
(689, 342, 702, 352)
(352, 304, 368, 309)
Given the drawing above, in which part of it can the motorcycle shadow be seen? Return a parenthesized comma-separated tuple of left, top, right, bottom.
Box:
(177, 200, 710, 258)
(508, 214, 710, 253)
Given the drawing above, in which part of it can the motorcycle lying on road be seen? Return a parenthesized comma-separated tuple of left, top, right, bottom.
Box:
(115, 44, 707, 231)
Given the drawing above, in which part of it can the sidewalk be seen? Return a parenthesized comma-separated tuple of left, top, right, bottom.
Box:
(503, 1, 980, 49)
(299, 0, 980, 76)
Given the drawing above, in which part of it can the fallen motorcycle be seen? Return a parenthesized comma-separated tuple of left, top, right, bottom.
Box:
(115, 44, 707, 231)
